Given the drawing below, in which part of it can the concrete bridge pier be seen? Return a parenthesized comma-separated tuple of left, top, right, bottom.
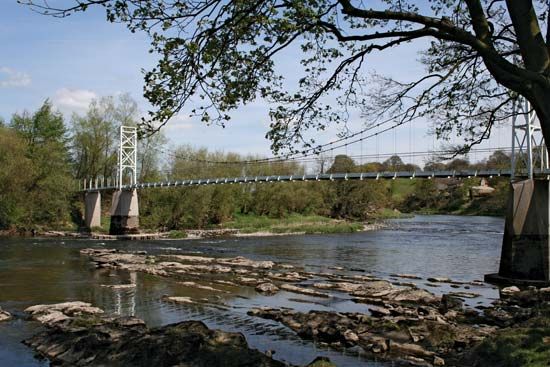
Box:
(486, 179, 550, 285)
(84, 191, 101, 229)
(109, 189, 139, 235)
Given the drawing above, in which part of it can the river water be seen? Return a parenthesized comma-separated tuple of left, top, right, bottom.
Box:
(0, 215, 504, 366)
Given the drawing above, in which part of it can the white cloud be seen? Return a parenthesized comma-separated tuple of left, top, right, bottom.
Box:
(52, 88, 98, 114)
(0, 67, 31, 87)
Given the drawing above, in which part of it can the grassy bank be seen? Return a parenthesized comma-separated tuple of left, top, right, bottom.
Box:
(219, 213, 365, 234)
(81, 210, 405, 238)
(465, 304, 550, 367)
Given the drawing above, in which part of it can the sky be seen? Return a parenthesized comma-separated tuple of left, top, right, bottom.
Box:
(0, 1, 511, 168)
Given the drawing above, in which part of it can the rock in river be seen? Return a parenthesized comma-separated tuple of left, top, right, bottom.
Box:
(24, 318, 287, 367)
(501, 285, 520, 296)
(0, 307, 11, 322)
(256, 282, 280, 295)
(280, 284, 329, 298)
(22, 300, 310, 366)
(25, 301, 104, 325)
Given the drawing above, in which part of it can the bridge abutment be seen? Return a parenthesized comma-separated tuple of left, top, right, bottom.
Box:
(84, 191, 101, 229)
(486, 179, 550, 285)
(109, 189, 139, 235)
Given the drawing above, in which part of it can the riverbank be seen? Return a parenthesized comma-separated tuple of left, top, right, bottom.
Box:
(2, 212, 396, 240)
(27, 221, 386, 241)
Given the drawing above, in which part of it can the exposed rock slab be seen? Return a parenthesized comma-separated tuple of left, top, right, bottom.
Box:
(280, 284, 330, 298)
(0, 307, 11, 322)
(391, 274, 423, 280)
(256, 282, 280, 295)
(25, 302, 104, 325)
(247, 307, 458, 365)
(24, 318, 287, 367)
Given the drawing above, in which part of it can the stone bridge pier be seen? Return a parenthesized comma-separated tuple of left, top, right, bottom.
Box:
(83, 189, 140, 235)
(109, 189, 140, 235)
(486, 179, 550, 285)
(84, 191, 101, 229)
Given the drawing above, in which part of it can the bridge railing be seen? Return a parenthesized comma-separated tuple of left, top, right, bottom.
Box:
(79, 168, 550, 192)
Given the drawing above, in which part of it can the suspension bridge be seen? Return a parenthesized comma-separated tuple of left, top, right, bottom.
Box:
(82, 99, 550, 286)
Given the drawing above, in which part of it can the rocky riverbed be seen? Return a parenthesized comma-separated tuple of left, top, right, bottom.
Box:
(18, 247, 533, 366)
(22, 301, 331, 367)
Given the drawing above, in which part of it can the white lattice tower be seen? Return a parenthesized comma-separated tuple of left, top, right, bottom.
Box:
(118, 126, 137, 189)
(511, 98, 549, 179)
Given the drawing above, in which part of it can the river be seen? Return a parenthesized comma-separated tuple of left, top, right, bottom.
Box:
(0, 215, 504, 366)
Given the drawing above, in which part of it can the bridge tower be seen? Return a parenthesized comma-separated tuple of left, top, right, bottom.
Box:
(109, 126, 140, 235)
(487, 99, 550, 285)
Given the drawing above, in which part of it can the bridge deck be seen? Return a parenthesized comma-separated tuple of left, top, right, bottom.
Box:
(82, 169, 550, 191)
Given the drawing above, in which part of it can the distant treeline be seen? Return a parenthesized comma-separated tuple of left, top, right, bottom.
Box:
(0, 95, 510, 232)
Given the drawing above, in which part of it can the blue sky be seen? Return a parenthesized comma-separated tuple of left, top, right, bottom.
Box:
(0, 1, 510, 165)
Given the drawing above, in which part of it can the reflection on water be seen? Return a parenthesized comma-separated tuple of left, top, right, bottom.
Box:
(0, 215, 504, 366)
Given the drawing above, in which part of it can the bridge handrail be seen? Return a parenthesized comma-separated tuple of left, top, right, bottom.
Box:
(80, 168, 550, 191)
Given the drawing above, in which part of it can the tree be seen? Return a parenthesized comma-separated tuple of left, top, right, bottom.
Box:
(328, 154, 355, 173)
(21, 1, 550, 154)
(314, 154, 332, 174)
(446, 158, 471, 171)
(10, 100, 67, 152)
(71, 93, 165, 181)
(383, 155, 405, 171)
(7, 102, 74, 228)
(424, 159, 446, 172)
(0, 127, 32, 228)
(485, 150, 510, 169)
(71, 97, 119, 180)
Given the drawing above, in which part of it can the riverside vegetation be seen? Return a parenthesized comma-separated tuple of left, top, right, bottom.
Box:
(0, 95, 511, 236)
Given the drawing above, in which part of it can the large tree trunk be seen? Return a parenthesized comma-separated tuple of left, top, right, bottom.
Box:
(530, 87, 550, 152)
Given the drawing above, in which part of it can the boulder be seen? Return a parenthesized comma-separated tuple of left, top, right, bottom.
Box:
(427, 277, 452, 283)
(162, 296, 195, 304)
(369, 306, 391, 317)
(351, 280, 394, 297)
(391, 342, 435, 358)
(306, 356, 336, 367)
(386, 288, 439, 305)
(501, 286, 520, 296)
(448, 291, 480, 299)
(25, 318, 286, 367)
(25, 302, 104, 325)
(256, 282, 280, 295)
(280, 284, 329, 298)
(0, 307, 11, 322)
(391, 274, 422, 280)
(440, 294, 464, 313)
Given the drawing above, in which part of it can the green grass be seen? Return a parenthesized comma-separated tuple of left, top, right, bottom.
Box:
(467, 305, 550, 367)
(167, 230, 187, 238)
(221, 213, 363, 234)
(471, 327, 550, 367)
(388, 179, 416, 202)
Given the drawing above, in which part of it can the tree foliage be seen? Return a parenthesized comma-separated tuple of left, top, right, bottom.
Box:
(20, 0, 550, 154)
(71, 94, 166, 181)
(0, 102, 74, 229)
